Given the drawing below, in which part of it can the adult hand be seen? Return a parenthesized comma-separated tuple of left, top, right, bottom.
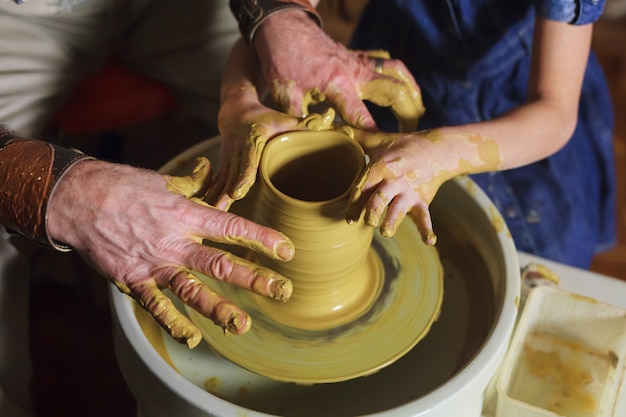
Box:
(206, 88, 336, 211)
(253, 10, 425, 131)
(46, 158, 295, 348)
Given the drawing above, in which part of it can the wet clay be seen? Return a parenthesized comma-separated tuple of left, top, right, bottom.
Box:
(360, 49, 425, 132)
(359, 78, 425, 132)
(208, 106, 336, 208)
(163, 156, 212, 199)
(252, 131, 382, 330)
(133, 302, 176, 369)
(272, 48, 425, 132)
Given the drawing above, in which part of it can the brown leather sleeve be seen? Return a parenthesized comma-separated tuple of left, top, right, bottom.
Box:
(229, 0, 322, 43)
(0, 126, 94, 251)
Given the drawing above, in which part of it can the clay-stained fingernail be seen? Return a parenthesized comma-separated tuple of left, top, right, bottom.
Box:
(232, 184, 249, 200)
(366, 210, 381, 228)
(182, 330, 202, 349)
(381, 214, 405, 238)
(269, 278, 293, 302)
(251, 275, 293, 301)
(424, 232, 437, 245)
(275, 240, 295, 261)
(381, 225, 396, 237)
(222, 312, 251, 335)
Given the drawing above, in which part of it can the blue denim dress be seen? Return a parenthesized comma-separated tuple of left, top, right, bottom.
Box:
(350, 0, 616, 268)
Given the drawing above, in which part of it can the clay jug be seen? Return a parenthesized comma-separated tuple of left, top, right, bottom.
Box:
(252, 130, 382, 330)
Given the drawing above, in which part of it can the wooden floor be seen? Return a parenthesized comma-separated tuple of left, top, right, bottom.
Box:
(26, 14, 626, 417)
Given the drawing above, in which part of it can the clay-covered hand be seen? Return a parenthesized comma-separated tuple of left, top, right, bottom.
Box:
(206, 88, 336, 211)
(346, 129, 501, 245)
(346, 130, 442, 245)
(254, 11, 424, 131)
(46, 158, 295, 348)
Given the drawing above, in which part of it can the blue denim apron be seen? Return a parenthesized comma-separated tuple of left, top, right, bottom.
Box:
(350, 0, 615, 268)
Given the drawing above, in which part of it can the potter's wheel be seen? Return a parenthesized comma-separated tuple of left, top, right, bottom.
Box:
(172, 135, 443, 384)
(114, 137, 520, 417)
(186, 216, 442, 384)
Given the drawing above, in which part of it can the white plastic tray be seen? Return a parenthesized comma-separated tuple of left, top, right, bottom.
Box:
(496, 285, 626, 417)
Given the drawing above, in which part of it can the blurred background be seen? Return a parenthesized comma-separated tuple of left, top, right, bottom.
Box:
(26, 2, 626, 416)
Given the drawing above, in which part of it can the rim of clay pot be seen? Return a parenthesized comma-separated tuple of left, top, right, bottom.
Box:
(258, 130, 366, 207)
